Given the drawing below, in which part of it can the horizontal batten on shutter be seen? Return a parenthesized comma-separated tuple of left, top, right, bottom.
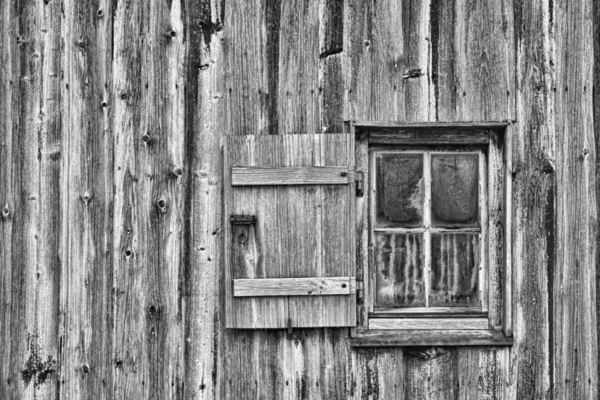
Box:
(231, 166, 354, 186)
(233, 277, 356, 297)
(368, 318, 489, 330)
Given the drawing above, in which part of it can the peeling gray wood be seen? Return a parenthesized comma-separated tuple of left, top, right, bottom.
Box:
(184, 1, 226, 398)
(512, 0, 555, 398)
(554, 0, 598, 397)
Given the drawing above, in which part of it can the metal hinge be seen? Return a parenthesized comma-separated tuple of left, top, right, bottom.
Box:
(230, 215, 257, 225)
(356, 171, 364, 197)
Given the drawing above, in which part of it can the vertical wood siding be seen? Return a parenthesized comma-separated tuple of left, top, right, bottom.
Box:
(0, 0, 597, 399)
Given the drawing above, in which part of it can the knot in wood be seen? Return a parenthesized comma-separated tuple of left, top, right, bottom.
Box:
(97, 8, 103, 17)
(81, 191, 92, 204)
(173, 167, 183, 177)
(403, 68, 423, 79)
(156, 198, 168, 213)
(2, 205, 9, 218)
(124, 249, 133, 258)
(147, 304, 159, 318)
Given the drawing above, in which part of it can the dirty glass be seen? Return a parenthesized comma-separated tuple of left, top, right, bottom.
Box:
(429, 233, 480, 307)
(431, 153, 479, 227)
(376, 154, 424, 227)
(374, 233, 425, 307)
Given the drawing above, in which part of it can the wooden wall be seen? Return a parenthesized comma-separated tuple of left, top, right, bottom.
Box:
(0, 0, 597, 399)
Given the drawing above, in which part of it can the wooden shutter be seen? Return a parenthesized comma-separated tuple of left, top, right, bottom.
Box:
(224, 134, 356, 329)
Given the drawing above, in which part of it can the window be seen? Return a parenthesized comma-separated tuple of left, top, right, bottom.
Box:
(352, 122, 513, 347)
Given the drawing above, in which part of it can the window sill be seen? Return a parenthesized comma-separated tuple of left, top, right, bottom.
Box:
(349, 329, 514, 347)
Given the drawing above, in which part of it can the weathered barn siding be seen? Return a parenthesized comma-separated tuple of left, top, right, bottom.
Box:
(0, 0, 597, 399)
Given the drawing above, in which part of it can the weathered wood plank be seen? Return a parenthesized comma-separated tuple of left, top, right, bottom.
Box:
(595, 0, 600, 397)
(231, 166, 352, 186)
(352, 348, 405, 400)
(320, 0, 345, 133)
(554, 0, 598, 397)
(371, 311, 487, 318)
(182, 1, 227, 398)
(353, 121, 511, 129)
(431, 0, 515, 121)
(112, 0, 186, 398)
(457, 347, 507, 399)
(224, 135, 289, 329)
(0, 1, 45, 398)
(512, 0, 555, 398)
(346, 0, 430, 122)
(404, 349, 458, 399)
(32, 3, 63, 399)
(233, 277, 356, 297)
(351, 330, 513, 347)
(277, 0, 321, 134)
(368, 129, 491, 145)
(289, 134, 357, 328)
(0, 3, 17, 397)
(224, 0, 269, 135)
(487, 130, 505, 328)
(58, 0, 116, 398)
(368, 318, 489, 330)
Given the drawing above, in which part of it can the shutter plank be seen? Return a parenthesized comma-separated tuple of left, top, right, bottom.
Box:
(288, 134, 356, 327)
(231, 166, 352, 185)
(233, 277, 356, 297)
(225, 136, 288, 329)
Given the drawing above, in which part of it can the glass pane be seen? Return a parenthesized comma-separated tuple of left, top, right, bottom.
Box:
(374, 233, 425, 307)
(430, 233, 480, 307)
(376, 154, 424, 227)
(431, 153, 479, 227)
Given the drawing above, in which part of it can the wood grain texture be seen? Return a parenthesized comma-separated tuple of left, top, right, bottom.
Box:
(0, 1, 50, 398)
(352, 348, 405, 400)
(405, 349, 458, 399)
(233, 277, 356, 297)
(512, 0, 555, 398)
(431, 0, 515, 121)
(351, 330, 513, 347)
(277, 0, 321, 134)
(58, 0, 115, 398)
(182, 1, 226, 398)
(595, 0, 600, 397)
(231, 166, 352, 186)
(111, 0, 186, 399)
(554, 0, 598, 397)
(0, 0, 598, 398)
(368, 318, 489, 330)
(368, 129, 491, 145)
(346, 0, 431, 122)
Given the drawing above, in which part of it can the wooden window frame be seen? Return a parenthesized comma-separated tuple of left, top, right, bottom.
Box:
(350, 122, 514, 347)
